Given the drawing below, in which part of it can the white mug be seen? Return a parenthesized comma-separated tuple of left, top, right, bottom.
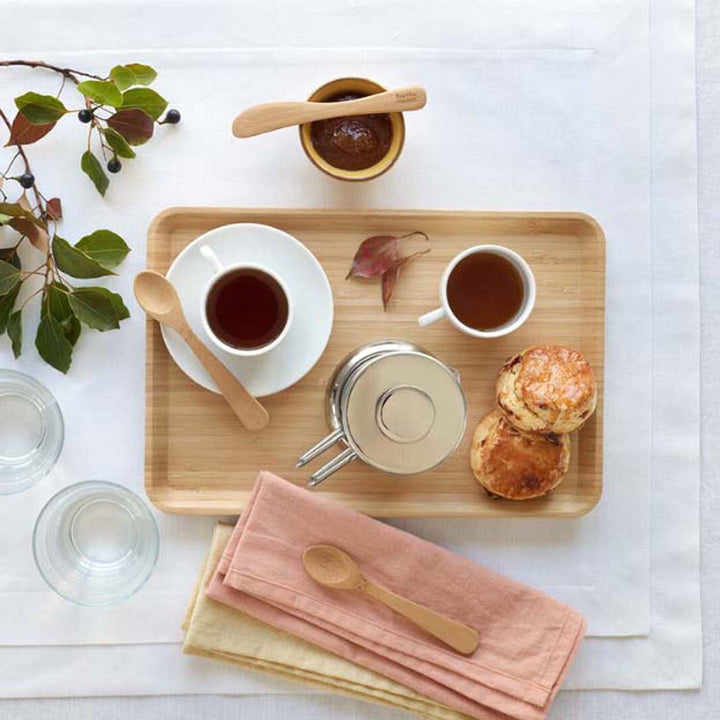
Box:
(418, 245, 536, 339)
(199, 245, 294, 357)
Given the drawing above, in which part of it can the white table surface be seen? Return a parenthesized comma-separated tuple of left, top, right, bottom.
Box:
(0, 1, 716, 718)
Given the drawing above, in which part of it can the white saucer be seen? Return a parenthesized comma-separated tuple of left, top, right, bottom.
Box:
(162, 223, 333, 398)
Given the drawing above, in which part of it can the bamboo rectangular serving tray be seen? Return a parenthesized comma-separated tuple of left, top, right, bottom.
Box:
(145, 208, 604, 517)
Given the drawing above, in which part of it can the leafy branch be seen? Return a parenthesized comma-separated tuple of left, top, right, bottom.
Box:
(0, 60, 180, 372)
(0, 60, 104, 83)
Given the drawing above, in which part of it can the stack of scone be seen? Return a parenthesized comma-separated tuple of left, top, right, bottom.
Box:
(470, 344, 597, 500)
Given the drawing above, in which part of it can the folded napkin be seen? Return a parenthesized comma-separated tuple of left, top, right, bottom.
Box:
(183, 523, 469, 720)
(207, 472, 586, 720)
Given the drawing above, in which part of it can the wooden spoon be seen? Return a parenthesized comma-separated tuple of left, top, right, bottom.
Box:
(134, 270, 269, 431)
(232, 85, 427, 138)
(303, 544, 479, 655)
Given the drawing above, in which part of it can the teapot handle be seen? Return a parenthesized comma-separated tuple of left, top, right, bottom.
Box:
(296, 428, 345, 469)
(307, 447, 358, 487)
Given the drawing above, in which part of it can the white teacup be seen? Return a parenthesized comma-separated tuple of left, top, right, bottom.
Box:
(199, 245, 293, 357)
(418, 245, 536, 339)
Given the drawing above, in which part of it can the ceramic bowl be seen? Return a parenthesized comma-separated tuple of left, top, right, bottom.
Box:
(299, 77, 405, 182)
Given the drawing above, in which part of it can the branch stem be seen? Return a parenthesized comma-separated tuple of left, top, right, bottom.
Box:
(0, 60, 104, 85)
(19, 286, 44, 311)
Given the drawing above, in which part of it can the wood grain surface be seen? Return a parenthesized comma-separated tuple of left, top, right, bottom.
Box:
(145, 208, 605, 517)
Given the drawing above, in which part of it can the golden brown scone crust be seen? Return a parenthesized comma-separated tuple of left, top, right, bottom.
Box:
(496, 344, 597, 435)
(470, 409, 570, 499)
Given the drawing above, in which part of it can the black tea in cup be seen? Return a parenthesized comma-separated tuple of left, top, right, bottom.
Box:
(205, 269, 289, 350)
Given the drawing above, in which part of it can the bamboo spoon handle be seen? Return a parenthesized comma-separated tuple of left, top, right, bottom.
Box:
(179, 325, 269, 431)
(232, 85, 427, 138)
(362, 581, 479, 655)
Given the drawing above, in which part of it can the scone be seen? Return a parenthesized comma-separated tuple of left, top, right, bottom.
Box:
(470, 409, 571, 500)
(496, 344, 597, 435)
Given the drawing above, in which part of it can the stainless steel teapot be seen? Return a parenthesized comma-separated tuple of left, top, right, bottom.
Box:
(296, 340, 467, 487)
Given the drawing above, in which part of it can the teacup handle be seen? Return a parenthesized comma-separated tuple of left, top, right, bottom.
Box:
(418, 307, 445, 327)
(199, 245, 224, 274)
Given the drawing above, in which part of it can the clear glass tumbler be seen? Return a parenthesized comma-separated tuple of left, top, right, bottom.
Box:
(33, 481, 159, 606)
(0, 370, 64, 495)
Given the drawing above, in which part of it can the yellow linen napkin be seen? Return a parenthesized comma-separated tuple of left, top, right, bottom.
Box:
(182, 523, 471, 720)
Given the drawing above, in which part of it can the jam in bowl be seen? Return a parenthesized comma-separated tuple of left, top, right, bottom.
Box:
(299, 77, 406, 181)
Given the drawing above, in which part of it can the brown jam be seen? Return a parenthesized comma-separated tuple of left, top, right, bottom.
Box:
(309, 92, 393, 171)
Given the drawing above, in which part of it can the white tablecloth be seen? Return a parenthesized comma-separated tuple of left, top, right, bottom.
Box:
(0, 0, 658, 651)
(0, 0, 712, 716)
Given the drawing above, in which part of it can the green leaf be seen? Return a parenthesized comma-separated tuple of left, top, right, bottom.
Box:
(102, 127, 135, 158)
(52, 235, 115, 278)
(35, 315, 72, 372)
(76, 80, 123, 108)
(0, 247, 21, 270)
(81, 286, 129, 321)
(15, 92, 67, 124)
(81, 150, 109, 196)
(0, 214, 11, 225)
(0, 260, 21, 295)
(75, 230, 130, 269)
(106, 108, 154, 146)
(0, 285, 20, 334)
(125, 63, 157, 85)
(42, 282, 80, 345)
(44, 285, 65, 318)
(109, 65, 136, 91)
(8, 310, 22, 358)
(68, 288, 120, 331)
(121, 88, 167, 121)
(0, 201, 36, 223)
(109, 292, 129, 320)
(64, 315, 82, 346)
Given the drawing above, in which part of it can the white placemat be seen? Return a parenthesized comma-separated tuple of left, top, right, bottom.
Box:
(0, 0, 652, 647)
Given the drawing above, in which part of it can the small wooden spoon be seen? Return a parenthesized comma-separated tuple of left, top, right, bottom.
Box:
(134, 270, 269, 431)
(303, 544, 478, 655)
(232, 85, 427, 138)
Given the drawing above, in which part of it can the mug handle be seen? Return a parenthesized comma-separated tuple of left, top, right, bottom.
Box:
(199, 245, 224, 274)
(418, 307, 446, 327)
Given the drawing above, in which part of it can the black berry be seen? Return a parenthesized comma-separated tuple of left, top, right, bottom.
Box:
(107, 158, 122, 174)
(78, 109, 93, 123)
(18, 173, 34, 189)
(162, 109, 181, 124)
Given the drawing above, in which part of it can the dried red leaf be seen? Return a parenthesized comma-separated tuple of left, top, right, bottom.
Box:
(347, 231, 430, 310)
(381, 266, 400, 309)
(5, 113, 56, 146)
(346, 231, 429, 280)
(346, 235, 401, 279)
(46, 197, 62, 221)
(8, 217, 49, 252)
(381, 248, 431, 310)
(107, 108, 154, 146)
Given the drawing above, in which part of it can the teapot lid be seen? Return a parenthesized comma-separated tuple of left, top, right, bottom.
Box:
(341, 350, 466, 474)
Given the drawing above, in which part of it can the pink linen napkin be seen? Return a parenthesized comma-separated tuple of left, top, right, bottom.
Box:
(207, 471, 586, 720)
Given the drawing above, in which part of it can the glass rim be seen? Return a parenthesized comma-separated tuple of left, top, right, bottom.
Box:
(0, 369, 64, 495)
(32, 480, 159, 606)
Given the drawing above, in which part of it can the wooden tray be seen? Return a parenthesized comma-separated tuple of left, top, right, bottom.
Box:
(145, 208, 604, 517)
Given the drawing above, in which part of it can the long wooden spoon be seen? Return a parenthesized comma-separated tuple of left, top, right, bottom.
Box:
(232, 85, 427, 138)
(303, 544, 479, 655)
(134, 270, 269, 431)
